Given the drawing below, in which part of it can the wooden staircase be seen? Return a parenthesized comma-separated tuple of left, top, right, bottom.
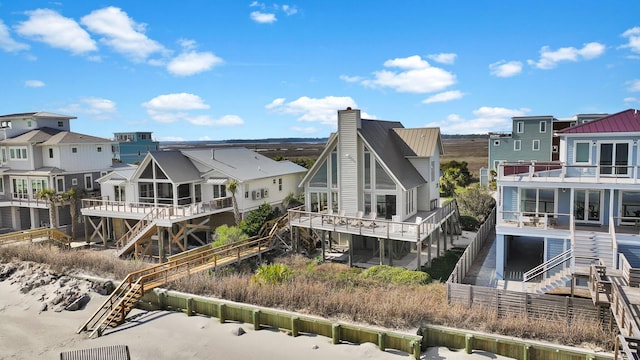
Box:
(79, 215, 289, 337)
(115, 208, 167, 257)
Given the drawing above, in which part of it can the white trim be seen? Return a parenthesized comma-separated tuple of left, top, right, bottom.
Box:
(573, 141, 591, 164)
(516, 121, 524, 134)
(514, 140, 521, 151)
(56, 177, 65, 192)
(539, 121, 546, 133)
(84, 174, 93, 190)
(532, 139, 540, 151)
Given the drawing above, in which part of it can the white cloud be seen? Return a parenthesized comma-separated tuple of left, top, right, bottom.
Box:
(167, 51, 223, 76)
(424, 106, 530, 134)
(250, 11, 276, 24)
(360, 55, 456, 93)
(0, 19, 29, 52)
(59, 97, 117, 120)
(156, 136, 186, 142)
(290, 126, 317, 134)
(627, 79, 640, 92)
(621, 27, 640, 54)
(489, 60, 523, 77)
(339, 75, 362, 83)
(143, 93, 241, 127)
(16, 9, 96, 55)
(24, 80, 45, 88)
(624, 97, 640, 104)
(421, 90, 464, 104)
(142, 93, 210, 111)
(81, 6, 166, 63)
(267, 96, 366, 125)
(198, 136, 212, 141)
(281, 5, 298, 16)
(427, 53, 456, 65)
(527, 42, 605, 70)
(187, 114, 244, 126)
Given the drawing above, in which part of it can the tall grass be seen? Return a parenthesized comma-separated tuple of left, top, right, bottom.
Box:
(0, 245, 616, 349)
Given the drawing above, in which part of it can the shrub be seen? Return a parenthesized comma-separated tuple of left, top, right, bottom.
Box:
(457, 183, 495, 223)
(211, 225, 248, 248)
(460, 215, 480, 231)
(240, 203, 274, 236)
(361, 265, 430, 286)
(253, 263, 294, 285)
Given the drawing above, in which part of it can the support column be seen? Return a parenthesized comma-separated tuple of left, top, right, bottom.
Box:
(388, 239, 393, 266)
(183, 222, 188, 251)
(348, 236, 353, 267)
(436, 225, 441, 257)
(29, 208, 39, 229)
(443, 219, 448, 252)
(83, 216, 89, 244)
(416, 240, 421, 270)
(427, 234, 432, 267)
(11, 207, 20, 230)
(379, 238, 385, 265)
(101, 217, 107, 247)
(158, 227, 165, 263)
(496, 234, 505, 280)
(321, 230, 326, 262)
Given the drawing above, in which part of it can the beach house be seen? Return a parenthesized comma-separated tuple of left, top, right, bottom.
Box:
(112, 131, 159, 164)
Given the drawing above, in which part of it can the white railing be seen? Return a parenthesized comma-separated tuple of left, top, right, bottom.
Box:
(82, 197, 233, 217)
(522, 248, 574, 291)
(498, 211, 571, 230)
(497, 161, 640, 184)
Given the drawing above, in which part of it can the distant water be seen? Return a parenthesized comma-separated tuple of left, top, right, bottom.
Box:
(160, 137, 328, 147)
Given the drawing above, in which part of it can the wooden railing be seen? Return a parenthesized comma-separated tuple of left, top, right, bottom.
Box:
(0, 227, 71, 248)
(115, 208, 167, 256)
(589, 263, 612, 307)
(611, 280, 640, 338)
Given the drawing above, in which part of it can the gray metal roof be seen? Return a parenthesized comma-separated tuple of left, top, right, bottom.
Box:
(0, 127, 62, 144)
(146, 151, 202, 184)
(181, 147, 307, 182)
(359, 119, 427, 190)
(0, 112, 76, 119)
(40, 131, 112, 145)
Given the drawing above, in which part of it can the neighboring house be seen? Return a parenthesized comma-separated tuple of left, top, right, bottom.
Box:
(112, 131, 159, 164)
(288, 108, 460, 269)
(0, 112, 114, 231)
(81, 147, 307, 260)
(480, 113, 607, 186)
(495, 109, 640, 292)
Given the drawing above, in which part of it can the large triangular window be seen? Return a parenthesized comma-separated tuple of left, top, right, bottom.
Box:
(309, 159, 328, 188)
(375, 161, 395, 190)
(155, 164, 168, 179)
(140, 162, 153, 179)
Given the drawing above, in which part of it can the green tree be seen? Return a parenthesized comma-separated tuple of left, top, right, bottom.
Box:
(35, 189, 61, 229)
(240, 203, 274, 237)
(456, 184, 495, 224)
(226, 179, 241, 225)
(282, 192, 303, 209)
(61, 188, 83, 240)
(439, 161, 471, 196)
(211, 225, 248, 247)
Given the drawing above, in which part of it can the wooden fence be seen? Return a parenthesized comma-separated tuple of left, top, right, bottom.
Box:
(447, 282, 613, 324)
(447, 206, 496, 284)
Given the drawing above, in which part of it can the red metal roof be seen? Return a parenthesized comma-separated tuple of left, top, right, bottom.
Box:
(558, 109, 640, 134)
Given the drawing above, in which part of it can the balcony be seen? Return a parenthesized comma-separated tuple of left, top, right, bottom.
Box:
(497, 161, 640, 185)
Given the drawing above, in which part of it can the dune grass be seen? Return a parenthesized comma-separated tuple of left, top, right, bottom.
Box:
(0, 244, 616, 350)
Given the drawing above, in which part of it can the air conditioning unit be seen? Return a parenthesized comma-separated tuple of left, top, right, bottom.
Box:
(252, 190, 261, 200)
(261, 188, 269, 198)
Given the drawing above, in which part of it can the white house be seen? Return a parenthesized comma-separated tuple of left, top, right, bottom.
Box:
(82, 147, 307, 260)
(0, 112, 113, 231)
(288, 108, 460, 269)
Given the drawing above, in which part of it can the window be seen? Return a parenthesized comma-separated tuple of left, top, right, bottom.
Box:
(364, 148, 371, 189)
(72, 147, 78, 154)
(1, 148, 6, 163)
(213, 184, 227, 198)
(575, 142, 591, 163)
(57, 121, 64, 127)
(539, 121, 546, 133)
(49, 148, 54, 158)
(331, 149, 338, 188)
(532, 140, 540, 151)
(0, 178, 4, 194)
(375, 161, 395, 190)
(97, 146, 102, 152)
(309, 159, 328, 187)
(27, 121, 32, 127)
(84, 174, 93, 190)
(514, 140, 521, 151)
(12, 178, 28, 199)
(56, 177, 64, 192)
(71, 178, 78, 186)
(493, 140, 500, 146)
(516, 121, 524, 133)
(552, 145, 559, 153)
(278, 178, 283, 191)
(9, 147, 27, 160)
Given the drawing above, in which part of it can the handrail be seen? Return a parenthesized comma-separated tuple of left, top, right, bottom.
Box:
(522, 248, 573, 290)
(0, 227, 71, 248)
(115, 207, 167, 252)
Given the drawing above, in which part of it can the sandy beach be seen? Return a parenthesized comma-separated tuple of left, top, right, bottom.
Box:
(0, 262, 514, 360)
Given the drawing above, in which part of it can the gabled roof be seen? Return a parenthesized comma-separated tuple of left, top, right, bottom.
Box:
(181, 147, 307, 182)
(143, 151, 202, 183)
(0, 112, 76, 119)
(558, 109, 640, 134)
(0, 127, 62, 144)
(392, 127, 443, 157)
(40, 131, 112, 145)
(358, 119, 428, 190)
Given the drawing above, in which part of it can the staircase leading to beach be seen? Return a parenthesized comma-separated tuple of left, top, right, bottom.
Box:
(115, 208, 167, 258)
(78, 215, 289, 338)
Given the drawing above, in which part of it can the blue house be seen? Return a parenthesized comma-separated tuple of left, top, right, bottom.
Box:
(112, 132, 159, 164)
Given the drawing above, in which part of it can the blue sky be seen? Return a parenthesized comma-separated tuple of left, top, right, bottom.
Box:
(1, 1, 639, 141)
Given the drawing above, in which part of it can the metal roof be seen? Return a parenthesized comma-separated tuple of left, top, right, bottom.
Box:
(0, 112, 76, 119)
(40, 131, 112, 145)
(392, 127, 443, 157)
(558, 109, 640, 134)
(0, 127, 62, 144)
(147, 151, 202, 183)
(358, 119, 427, 190)
(181, 147, 307, 182)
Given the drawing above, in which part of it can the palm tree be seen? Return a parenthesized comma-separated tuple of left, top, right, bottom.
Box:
(226, 179, 241, 225)
(35, 189, 60, 229)
(61, 188, 83, 240)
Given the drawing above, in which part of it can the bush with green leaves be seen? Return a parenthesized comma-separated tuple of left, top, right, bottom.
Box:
(211, 225, 248, 248)
(361, 265, 430, 286)
(239, 203, 274, 236)
(456, 183, 495, 224)
(253, 263, 294, 285)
